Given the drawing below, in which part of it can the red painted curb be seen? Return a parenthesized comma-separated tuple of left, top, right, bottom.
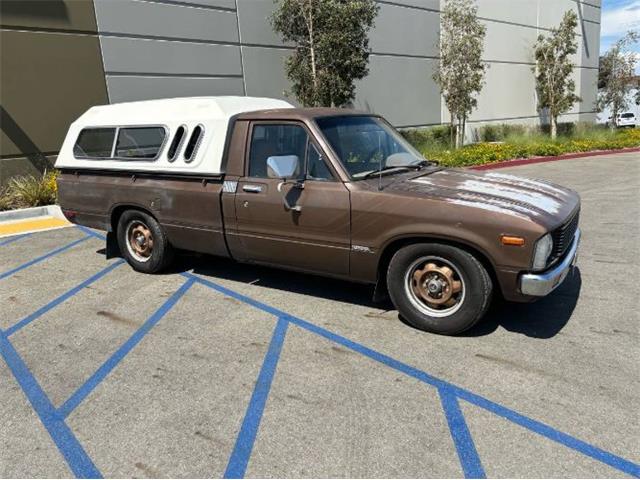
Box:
(468, 146, 640, 171)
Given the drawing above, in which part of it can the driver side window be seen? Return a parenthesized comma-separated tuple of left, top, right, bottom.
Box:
(248, 123, 333, 181)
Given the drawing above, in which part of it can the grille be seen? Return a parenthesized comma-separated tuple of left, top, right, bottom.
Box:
(550, 209, 579, 263)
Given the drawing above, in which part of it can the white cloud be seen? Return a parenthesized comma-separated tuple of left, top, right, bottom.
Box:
(600, 0, 640, 38)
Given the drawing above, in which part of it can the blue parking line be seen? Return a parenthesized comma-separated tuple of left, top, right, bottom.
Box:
(224, 317, 289, 479)
(0, 233, 32, 247)
(440, 388, 485, 479)
(57, 277, 195, 419)
(0, 330, 102, 478)
(75, 225, 106, 241)
(5, 260, 125, 337)
(0, 236, 90, 281)
(185, 272, 640, 478)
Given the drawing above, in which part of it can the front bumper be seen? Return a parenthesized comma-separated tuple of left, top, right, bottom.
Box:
(519, 228, 581, 296)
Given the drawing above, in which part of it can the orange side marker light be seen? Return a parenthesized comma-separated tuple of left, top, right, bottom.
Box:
(500, 235, 525, 246)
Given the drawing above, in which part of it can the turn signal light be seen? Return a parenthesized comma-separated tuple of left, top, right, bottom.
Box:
(501, 235, 525, 246)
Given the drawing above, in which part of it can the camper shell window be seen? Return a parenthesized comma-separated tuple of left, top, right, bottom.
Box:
(73, 128, 116, 158)
(167, 125, 187, 162)
(73, 125, 167, 160)
(115, 126, 167, 160)
(184, 125, 204, 163)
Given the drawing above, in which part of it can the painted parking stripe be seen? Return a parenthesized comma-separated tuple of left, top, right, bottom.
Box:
(4, 260, 125, 337)
(0, 330, 102, 478)
(0, 233, 32, 247)
(440, 388, 485, 479)
(57, 277, 195, 419)
(224, 317, 289, 479)
(75, 225, 107, 241)
(0, 236, 90, 281)
(184, 273, 640, 478)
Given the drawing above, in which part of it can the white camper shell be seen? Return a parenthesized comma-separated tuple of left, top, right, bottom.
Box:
(55, 96, 294, 175)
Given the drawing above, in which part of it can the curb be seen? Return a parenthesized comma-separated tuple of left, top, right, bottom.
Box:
(469, 146, 640, 171)
(0, 205, 70, 239)
(0, 205, 66, 222)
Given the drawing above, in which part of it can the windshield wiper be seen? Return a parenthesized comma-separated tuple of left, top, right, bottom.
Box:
(405, 160, 437, 170)
(357, 166, 411, 180)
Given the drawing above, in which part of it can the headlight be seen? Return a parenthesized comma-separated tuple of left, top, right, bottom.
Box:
(532, 233, 553, 271)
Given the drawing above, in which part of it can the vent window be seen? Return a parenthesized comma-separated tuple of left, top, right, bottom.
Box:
(73, 128, 116, 158)
(184, 125, 204, 163)
(115, 127, 166, 160)
(167, 126, 186, 162)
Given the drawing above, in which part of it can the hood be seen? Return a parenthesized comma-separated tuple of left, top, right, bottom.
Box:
(381, 168, 580, 228)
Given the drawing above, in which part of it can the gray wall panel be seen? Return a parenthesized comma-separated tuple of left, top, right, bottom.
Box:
(476, 0, 600, 30)
(377, 0, 440, 11)
(100, 37, 242, 75)
(241, 46, 293, 101)
(94, 0, 239, 43)
(469, 63, 538, 121)
(237, 0, 284, 46)
(579, 20, 600, 68)
(370, 2, 439, 57)
(539, 0, 601, 26)
(145, 0, 236, 9)
(481, 20, 537, 64)
(354, 55, 441, 127)
(106, 75, 244, 103)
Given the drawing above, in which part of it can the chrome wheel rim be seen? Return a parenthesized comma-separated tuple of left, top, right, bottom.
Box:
(126, 220, 153, 263)
(404, 256, 466, 318)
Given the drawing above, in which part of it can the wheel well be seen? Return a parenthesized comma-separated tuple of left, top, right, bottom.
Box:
(110, 205, 155, 233)
(376, 236, 500, 296)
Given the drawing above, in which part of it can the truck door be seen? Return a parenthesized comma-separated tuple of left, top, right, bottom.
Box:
(233, 121, 351, 275)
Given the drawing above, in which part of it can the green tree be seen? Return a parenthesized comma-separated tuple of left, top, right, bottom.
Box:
(271, 0, 379, 107)
(597, 31, 639, 128)
(433, 0, 488, 149)
(533, 11, 581, 139)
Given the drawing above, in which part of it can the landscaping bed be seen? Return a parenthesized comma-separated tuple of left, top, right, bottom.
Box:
(404, 124, 640, 168)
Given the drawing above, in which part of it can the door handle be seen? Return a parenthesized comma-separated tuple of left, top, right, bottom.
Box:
(242, 184, 262, 193)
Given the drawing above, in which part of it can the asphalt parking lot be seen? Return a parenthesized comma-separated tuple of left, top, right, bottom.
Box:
(1, 151, 639, 478)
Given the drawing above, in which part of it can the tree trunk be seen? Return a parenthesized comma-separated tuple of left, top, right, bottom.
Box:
(455, 116, 464, 149)
(461, 115, 467, 147)
(306, 0, 318, 106)
(550, 116, 557, 139)
(450, 113, 455, 149)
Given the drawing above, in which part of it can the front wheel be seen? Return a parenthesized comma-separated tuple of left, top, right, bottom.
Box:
(117, 210, 173, 273)
(387, 243, 492, 335)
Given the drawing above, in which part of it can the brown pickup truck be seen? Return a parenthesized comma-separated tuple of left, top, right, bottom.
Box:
(56, 96, 580, 335)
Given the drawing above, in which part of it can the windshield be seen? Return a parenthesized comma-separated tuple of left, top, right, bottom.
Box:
(315, 115, 425, 179)
(620, 113, 635, 119)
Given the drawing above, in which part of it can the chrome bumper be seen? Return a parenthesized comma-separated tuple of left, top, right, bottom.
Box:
(520, 228, 581, 296)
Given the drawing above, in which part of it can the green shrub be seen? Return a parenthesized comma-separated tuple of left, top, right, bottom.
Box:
(0, 188, 14, 211)
(401, 125, 453, 149)
(477, 123, 528, 142)
(7, 170, 58, 208)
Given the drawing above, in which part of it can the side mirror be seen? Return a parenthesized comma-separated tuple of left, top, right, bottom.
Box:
(267, 155, 299, 179)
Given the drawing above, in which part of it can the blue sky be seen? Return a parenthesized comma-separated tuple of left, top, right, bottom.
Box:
(600, 0, 640, 61)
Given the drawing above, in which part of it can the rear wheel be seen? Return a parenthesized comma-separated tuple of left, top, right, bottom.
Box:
(117, 210, 173, 273)
(387, 243, 492, 335)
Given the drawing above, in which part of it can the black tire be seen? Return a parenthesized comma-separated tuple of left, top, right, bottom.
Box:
(116, 209, 173, 273)
(387, 243, 492, 335)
